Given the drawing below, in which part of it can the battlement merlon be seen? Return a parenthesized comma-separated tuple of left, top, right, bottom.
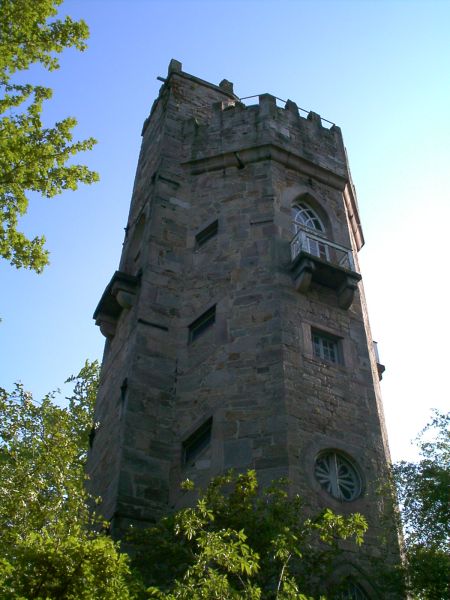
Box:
(142, 58, 239, 131)
(142, 60, 364, 250)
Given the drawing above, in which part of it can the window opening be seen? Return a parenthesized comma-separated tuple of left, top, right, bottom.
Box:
(188, 305, 216, 343)
(312, 330, 340, 364)
(196, 220, 218, 247)
(119, 377, 128, 420)
(314, 451, 362, 501)
(183, 418, 212, 465)
(292, 202, 324, 232)
(335, 580, 369, 599)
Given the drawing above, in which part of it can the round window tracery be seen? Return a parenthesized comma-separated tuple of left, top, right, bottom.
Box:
(292, 202, 324, 232)
(314, 451, 362, 501)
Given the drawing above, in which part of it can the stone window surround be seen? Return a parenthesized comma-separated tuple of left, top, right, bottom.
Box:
(188, 305, 217, 344)
(301, 321, 352, 370)
(182, 416, 213, 467)
(336, 579, 370, 599)
(312, 329, 342, 365)
(195, 219, 219, 248)
(327, 565, 376, 600)
(314, 450, 363, 502)
(300, 434, 367, 508)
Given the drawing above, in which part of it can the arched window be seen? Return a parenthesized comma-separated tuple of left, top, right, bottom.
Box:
(292, 202, 329, 260)
(292, 202, 325, 233)
(335, 580, 369, 599)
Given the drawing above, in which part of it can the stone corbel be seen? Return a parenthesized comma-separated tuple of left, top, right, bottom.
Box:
(95, 313, 117, 339)
(111, 280, 137, 310)
(377, 362, 386, 380)
(93, 271, 140, 338)
(337, 277, 358, 310)
(293, 259, 315, 293)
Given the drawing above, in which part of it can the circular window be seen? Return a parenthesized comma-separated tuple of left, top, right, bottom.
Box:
(314, 451, 362, 501)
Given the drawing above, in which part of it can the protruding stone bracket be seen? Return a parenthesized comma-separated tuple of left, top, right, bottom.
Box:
(97, 314, 117, 339)
(377, 362, 386, 380)
(115, 290, 135, 310)
(93, 271, 140, 338)
(290, 253, 361, 310)
(292, 258, 315, 293)
(337, 277, 359, 310)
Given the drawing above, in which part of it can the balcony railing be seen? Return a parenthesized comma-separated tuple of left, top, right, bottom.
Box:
(290, 228, 356, 271)
(290, 227, 361, 309)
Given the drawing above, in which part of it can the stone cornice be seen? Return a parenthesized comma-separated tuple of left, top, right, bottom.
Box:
(183, 143, 364, 249)
(184, 143, 345, 186)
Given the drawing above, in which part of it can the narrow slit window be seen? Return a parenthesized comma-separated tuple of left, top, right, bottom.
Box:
(195, 220, 218, 247)
(189, 305, 216, 343)
(183, 418, 212, 465)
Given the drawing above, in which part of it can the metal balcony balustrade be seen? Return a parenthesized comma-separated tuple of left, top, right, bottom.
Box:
(290, 227, 361, 310)
(291, 228, 356, 271)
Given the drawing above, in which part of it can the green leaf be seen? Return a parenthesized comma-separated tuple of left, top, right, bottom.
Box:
(0, 0, 98, 272)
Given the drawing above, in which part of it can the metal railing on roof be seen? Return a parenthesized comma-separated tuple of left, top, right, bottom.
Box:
(238, 94, 335, 127)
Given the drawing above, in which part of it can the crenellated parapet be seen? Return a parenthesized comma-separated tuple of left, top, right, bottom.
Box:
(184, 92, 348, 183)
(144, 60, 346, 182)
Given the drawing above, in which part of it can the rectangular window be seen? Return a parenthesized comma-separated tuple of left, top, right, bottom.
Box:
(183, 418, 212, 465)
(312, 330, 341, 364)
(188, 305, 216, 343)
(195, 220, 218, 247)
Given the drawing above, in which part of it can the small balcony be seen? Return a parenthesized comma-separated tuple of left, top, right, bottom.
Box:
(290, 228, 361, 309)
(93, 271, 140, 338)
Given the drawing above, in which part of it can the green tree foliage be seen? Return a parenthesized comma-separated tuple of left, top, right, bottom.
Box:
(393, 410, 450, 599)
(0, 361, 133, 599)
(130, 471, 368, 599)
(0, 0, 98, 272)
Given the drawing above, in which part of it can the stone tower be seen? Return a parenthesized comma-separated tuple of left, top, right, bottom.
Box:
(88, 60, 400, 595)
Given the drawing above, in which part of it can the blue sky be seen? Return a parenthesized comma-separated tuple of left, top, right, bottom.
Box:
(1, 0, 449, 461)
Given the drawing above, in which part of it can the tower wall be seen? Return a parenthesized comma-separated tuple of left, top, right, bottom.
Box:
(88, 61, 400, 594)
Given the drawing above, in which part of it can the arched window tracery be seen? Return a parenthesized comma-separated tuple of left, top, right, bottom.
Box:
(292, 201, 325, 233)
(335, 579, 370, 599)
(292, 201, 329, 261)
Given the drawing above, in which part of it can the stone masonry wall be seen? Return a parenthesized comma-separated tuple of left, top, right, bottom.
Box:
(88, 62, 401, 594)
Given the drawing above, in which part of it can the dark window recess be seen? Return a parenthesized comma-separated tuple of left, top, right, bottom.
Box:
(335, 580, 369, 599)
(189, 305, 216, 343)
(88, 425, 96, 448)
(195, 220, 218, 247)
(138, 318, 169, 331)
(183, 418, 213, 465)
(312, 330, 341, 365)
(120, 378, 128, 420)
